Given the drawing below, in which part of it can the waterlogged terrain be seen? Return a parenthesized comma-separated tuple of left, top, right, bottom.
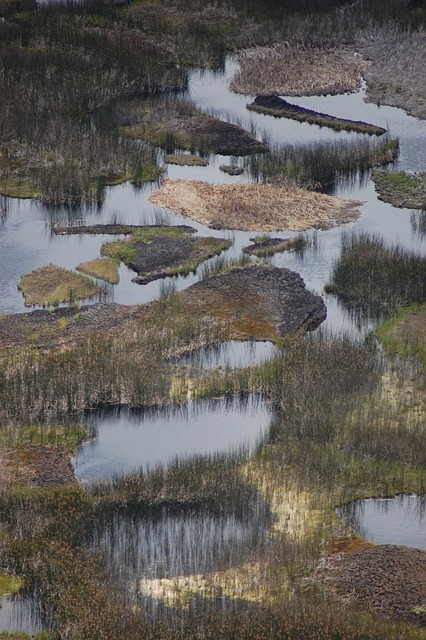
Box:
(1, 11, 426, 638)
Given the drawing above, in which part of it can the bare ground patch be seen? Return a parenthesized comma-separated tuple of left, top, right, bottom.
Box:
(150, 179, 361, 232)
(231, 43, 368, 96)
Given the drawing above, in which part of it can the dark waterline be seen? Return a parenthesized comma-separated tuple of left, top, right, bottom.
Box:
(73, 396, 271, 483)
(338, 494, 426, 550)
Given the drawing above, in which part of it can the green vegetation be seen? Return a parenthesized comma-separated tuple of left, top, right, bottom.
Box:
(372, 169, 426, 209)
(76, 258, 120, 285)
(246, 138, 399, 191)
(376, 303, 426, 370)
(324, 232, 426, 322)
(243, 233, 317, 257)
(18, 265, 101, 307)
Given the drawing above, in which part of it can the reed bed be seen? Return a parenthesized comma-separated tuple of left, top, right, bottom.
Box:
(246, 138, 399, 191)
(325, 232, 426, 323)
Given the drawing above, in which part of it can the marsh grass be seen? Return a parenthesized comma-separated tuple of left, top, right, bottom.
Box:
(246, 138, 399, 191)
(325, 232, 426, 324)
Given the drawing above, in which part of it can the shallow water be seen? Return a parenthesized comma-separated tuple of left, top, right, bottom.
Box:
(1, 56, 425, 338)
(0, 593, 44, 636)
(73, 396, 271, 483)
(338, 494, 426, 550)
(173, 340, 278, 371)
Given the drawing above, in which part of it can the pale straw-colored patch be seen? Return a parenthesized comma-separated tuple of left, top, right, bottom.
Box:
(231, 43, 369, 96)
(150, 179, 362, 232)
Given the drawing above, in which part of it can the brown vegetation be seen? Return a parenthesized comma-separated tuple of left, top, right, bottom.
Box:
(150, 179, 361, 231)
(231, 43, 368, 96)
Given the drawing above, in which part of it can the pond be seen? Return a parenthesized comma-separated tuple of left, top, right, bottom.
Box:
(172, 340, 278, 371)
(338, 494, 426, 550)
(73, 396, 271, 483)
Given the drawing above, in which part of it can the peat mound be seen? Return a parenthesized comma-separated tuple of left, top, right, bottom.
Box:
(181, 264, 327, 340)
(317, 544, 426, 626)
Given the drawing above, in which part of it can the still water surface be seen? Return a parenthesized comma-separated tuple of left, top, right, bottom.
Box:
(338, 494, 426, 550)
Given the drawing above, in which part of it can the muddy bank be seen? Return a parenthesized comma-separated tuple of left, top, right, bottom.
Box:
(180, 264, 327, 340)
(247, 95, 386, 135)
(0, 446, 76, 488)
(150, 179, 361, 232)
(243, 236, 309, 257)
(53, 223, 194, 236)
(317, 543, 426, 626)
(119, 101, 268, 155)
(231, 43, 367, 96)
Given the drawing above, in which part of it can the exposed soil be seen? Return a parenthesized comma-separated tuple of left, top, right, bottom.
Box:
(231, 44, 368, 96)
(0, 446, 76, 487)
(317, 543, 426, 627)
(120, 106, 268, 156)
(150, 179, 362, 232)
(180, 264, 327, 340)
(53, 223, 195, 236)
(248, 95, 386, 135)
(103, 234, 231, 284)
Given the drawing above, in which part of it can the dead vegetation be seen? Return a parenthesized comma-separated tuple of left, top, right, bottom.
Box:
(150, 179, 362, 232)
(231, 43, 368, 96)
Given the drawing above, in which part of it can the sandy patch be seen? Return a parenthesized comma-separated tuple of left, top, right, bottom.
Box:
(150, 179, 361, 232)
(231, 44, 368, 96)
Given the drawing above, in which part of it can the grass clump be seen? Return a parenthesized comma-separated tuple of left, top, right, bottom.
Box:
(18, 264, 101, 307)
(372, 169, 426, 209)
(76, 257, 120, 285)
(246, 138, 399, 191)
(325, 232, 426, 323)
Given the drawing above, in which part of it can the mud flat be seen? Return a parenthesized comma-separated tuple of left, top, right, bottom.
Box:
(180, 264, 327, 340)
(247, 95, 386, 135)
(150, 179, 361, 232)
(231, 43, 367, 96)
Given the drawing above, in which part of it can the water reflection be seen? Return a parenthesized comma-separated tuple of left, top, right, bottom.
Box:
(73, 396, 271, 483)
(173, 340, 278, 371)
(338, 494, 426, 550)
(91, 501, 271, 601)
(0, 592, 44, 636)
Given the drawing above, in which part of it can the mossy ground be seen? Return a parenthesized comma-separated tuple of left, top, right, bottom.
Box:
(18, 265, 101, 307)
(372, 170, 426, 209)
(76, 258, 120, 285)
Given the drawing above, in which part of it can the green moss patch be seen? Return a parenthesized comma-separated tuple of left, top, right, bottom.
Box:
(372, 169, 426, 209)
(247, 95, 387, 135)
(376, 303, 426, 369)
(18, 264, 101, 307)
(77, 258, 120, 285)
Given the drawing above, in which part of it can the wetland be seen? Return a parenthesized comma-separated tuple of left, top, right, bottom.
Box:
(0, 0, 425, 638)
